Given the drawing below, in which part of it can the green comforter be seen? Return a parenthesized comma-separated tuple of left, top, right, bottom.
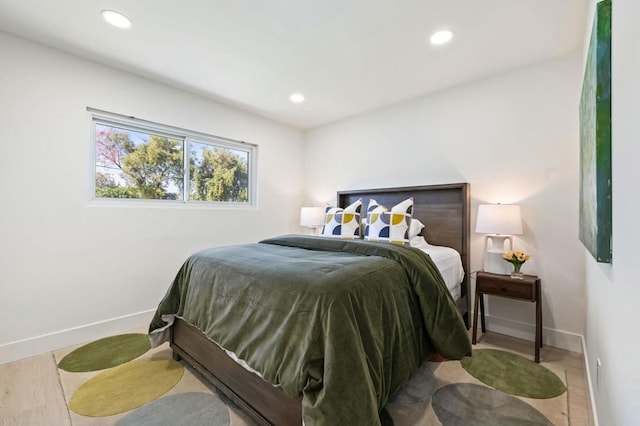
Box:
(149, 235, 471, 425)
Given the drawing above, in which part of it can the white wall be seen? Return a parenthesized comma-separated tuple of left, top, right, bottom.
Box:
(583, 1, 640, 424)
(304, 54, 586, 351)
(0, 33, 304, 364)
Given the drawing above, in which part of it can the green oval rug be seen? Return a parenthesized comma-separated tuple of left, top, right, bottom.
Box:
(58, 333, 151, 372)
(69, 357, 184, 417)
(461, 349, 566, 399)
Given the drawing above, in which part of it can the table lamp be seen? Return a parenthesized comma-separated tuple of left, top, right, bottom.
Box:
(300, 207, 325, 236)
(475, 204, 523, 274)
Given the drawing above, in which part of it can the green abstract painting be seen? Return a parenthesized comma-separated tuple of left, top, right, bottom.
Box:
(579, 0, 611, 263)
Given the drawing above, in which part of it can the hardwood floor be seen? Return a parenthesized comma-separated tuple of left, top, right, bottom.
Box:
(0, 331, 594, 425)
(0, 353, 71, 426)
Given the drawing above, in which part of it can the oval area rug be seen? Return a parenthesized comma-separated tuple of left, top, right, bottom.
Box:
(115, 392, 230, 426)
(58, 333, 151, 372)
(432, 383, 554, 425)
(69, 357, 184, 417)
(387, 363, 437, 405)
(461, 349, 566, 399)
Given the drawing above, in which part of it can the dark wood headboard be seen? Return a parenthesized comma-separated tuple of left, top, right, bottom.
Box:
(338, 183, 471, 327)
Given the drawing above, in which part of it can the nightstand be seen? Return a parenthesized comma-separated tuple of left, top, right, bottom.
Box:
(472, 271, 542, 362)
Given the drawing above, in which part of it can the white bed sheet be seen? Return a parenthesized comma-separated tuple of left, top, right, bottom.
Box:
(410, 236, 464, 300)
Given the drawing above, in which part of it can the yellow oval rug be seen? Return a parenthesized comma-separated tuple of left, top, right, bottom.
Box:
(69, 357, 184, 417)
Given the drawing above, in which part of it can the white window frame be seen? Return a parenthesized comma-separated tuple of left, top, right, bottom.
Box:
(88, 108, 258, 208)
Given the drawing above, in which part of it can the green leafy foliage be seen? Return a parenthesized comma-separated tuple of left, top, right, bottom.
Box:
(120, 135, 183, 200)
(95, 125, 248, 202)
(95, 172, 138, 198)
(190, 148, 248, 202)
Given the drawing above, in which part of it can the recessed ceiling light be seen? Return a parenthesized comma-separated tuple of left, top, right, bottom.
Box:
(289, 93, 305, 103)
(101, 10, 132, 29)
(430, 30, 453, 45)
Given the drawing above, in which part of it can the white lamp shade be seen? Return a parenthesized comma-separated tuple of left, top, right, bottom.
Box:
(300, 207, 325, 227)
(475, 204, 523, 235)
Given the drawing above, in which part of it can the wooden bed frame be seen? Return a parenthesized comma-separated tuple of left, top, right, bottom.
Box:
(170, 183, 470, 426)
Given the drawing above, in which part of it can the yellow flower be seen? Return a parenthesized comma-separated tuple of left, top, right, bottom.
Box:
(502, 250, 531, 265)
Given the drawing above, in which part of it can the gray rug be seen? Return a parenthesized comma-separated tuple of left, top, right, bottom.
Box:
(432, 383, 553, 425)
(116, 392, 230, 426)
(384, 352, 568, 426)
(388, 363, 437, 405)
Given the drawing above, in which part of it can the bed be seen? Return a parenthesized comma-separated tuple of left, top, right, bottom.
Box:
(149, 183, 471, 425)
(337, 184, 471, 325)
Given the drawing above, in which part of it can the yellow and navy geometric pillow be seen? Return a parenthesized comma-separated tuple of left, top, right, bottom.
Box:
(321, 199, 362, 239)
(365, 197, 413, 245)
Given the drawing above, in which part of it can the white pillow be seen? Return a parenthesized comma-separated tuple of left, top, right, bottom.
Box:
(409, 218, 425, 239)
(410, 235, 429, 248)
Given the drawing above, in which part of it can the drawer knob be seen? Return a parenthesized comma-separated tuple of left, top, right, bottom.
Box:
(501, 287, 507, 292)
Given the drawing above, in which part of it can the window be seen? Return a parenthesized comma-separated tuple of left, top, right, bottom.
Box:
(90, 108, 256, 206)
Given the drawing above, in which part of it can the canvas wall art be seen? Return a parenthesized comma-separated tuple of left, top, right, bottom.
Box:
(579, 0, 612, 263)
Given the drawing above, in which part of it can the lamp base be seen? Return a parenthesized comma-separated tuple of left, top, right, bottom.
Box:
(306, 226, 321, 236)
(484, 250, 512, 275)
(482, 235, 513, 275)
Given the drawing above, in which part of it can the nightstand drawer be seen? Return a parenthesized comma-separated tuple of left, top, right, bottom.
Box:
(476, 276, 534, 300)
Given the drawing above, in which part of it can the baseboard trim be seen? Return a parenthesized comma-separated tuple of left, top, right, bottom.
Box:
(582, 335, 599, 426)
(0, 309, 155, 366)
(472, 311, 584, 353)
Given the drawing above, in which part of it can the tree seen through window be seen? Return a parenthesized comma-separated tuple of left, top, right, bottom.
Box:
(94, 123, 250, 203)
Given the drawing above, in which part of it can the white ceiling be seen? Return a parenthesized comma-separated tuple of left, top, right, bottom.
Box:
(0, 0, 587, 129)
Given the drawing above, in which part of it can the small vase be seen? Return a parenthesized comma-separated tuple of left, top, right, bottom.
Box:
(510, 263, 524, 279)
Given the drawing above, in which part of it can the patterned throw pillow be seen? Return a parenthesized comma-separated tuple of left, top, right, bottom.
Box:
(321, 199, 363, 239)
(365, 198, 414, 245)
